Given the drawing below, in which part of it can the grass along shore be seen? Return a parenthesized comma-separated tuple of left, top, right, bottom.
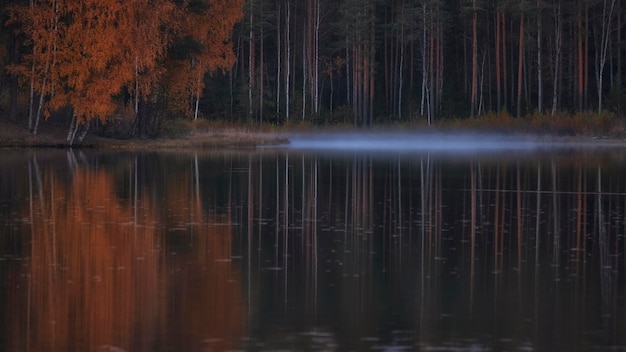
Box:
(0, 118, 289, 149)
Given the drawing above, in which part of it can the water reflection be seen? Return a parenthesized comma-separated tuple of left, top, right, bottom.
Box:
(0, 149, 625, 351)
(1, 151, 243, 351)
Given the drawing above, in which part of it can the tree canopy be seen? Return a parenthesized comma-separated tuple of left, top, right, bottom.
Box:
(3, 0, 243, 141)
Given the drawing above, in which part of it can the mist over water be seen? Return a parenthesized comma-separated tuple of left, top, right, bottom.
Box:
(286, 132, 548, 153)
(287, 132, 616, 154)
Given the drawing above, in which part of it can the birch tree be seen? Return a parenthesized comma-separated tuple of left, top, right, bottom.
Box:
(594, 0, 617, 112)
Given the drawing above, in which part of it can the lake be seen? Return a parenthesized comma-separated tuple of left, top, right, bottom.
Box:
(1, 136, 625, 351)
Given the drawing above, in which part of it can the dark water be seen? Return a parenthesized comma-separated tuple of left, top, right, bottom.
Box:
(1, 145, 625, 351)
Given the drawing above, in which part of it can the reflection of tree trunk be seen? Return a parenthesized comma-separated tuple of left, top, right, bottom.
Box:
(275, 156, 280, 266)
(576, 167, 582, 263)
(284, 153, 289, 305)
(534, 162, 541, 343)
(258, 156, 263, 249)
(313, 157, 318, 307)
(494, 167, 500, 272)
(517, 164, 522, 268)
(470, 164, 476, 298)
(551, 161, 559, 270)
(596, 166, 612, 328)
(134, 156, 138, 226)
(247, 155, 253, 314)
(535, 164, 541, 267)
(397, 158, 402, 237)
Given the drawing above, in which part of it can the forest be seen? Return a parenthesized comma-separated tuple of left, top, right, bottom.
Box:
(0, 0, 624, 142)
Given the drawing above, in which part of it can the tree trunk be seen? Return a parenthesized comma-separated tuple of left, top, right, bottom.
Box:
(517, 14, 524, 118)
(285, 0, 291, 121)
(32, 77, 46, 135)
(551, 0, 561, 115)
(537, 0, 543, 113)
(369, 8, 375, 127)
(429, 9, 435, 121)
(420, 1, 428, 121)
(436, 15, 443, 115)
(496, 11, 502, 111)
(302, 28, 307, 121)
(259, 23, 264, 123)
(595, 0, 617, 113)
(248, 8, 255, 121)
(67, 114, 77, 146)
(578, 3, 584, 111)
(383, 8, 388, 113)
(9, 35, 20, 123)
(617, 0, 622, 113)
(502, 12, 508, 111)
(276, 0, 281, 120)
(76, 120, 91, 144)
(314, 0, 320, 115)
(28, 47, 36, 132)
(583, 6, 589, 109)
(470, 0, 478, 118)
(194, 71, 201, 120)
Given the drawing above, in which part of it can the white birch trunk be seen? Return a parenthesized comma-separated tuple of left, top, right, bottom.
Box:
(551, 1, 561, 115)
(285, 0, 291, 121)
(537, 0, 543, 113)
(596, 0, 617, 112)
(276, 0, 281, 119)
(314, 0, 320, 115)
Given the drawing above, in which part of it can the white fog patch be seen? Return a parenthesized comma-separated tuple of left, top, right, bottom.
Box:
(285, 132, 546, 152)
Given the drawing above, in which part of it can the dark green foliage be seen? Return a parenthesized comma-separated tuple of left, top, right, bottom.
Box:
(169, 36, 205, 60)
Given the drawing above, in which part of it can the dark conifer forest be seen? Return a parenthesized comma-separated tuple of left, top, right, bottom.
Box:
(1, 0, 624, 139)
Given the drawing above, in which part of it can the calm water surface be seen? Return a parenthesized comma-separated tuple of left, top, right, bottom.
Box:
(1, 144, 625, 351)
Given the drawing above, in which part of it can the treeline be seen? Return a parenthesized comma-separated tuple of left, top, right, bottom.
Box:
(1, 0, 625, 140)
(234, 0, 625, 125)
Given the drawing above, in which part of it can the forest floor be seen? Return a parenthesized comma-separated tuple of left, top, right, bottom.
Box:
(1, 112, 626, 149)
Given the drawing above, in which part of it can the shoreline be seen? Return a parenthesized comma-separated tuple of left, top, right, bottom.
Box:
(2, 118, 626, 150)
(0, 119, 290, 149)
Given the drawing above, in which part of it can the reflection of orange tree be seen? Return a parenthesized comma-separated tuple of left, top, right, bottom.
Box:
(8, 161, 243, 351)
(159, 173, 244, 351)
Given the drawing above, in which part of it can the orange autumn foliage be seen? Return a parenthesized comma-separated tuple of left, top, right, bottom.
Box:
(166, 0, 244, 117)
(9, 0, 243, 124)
